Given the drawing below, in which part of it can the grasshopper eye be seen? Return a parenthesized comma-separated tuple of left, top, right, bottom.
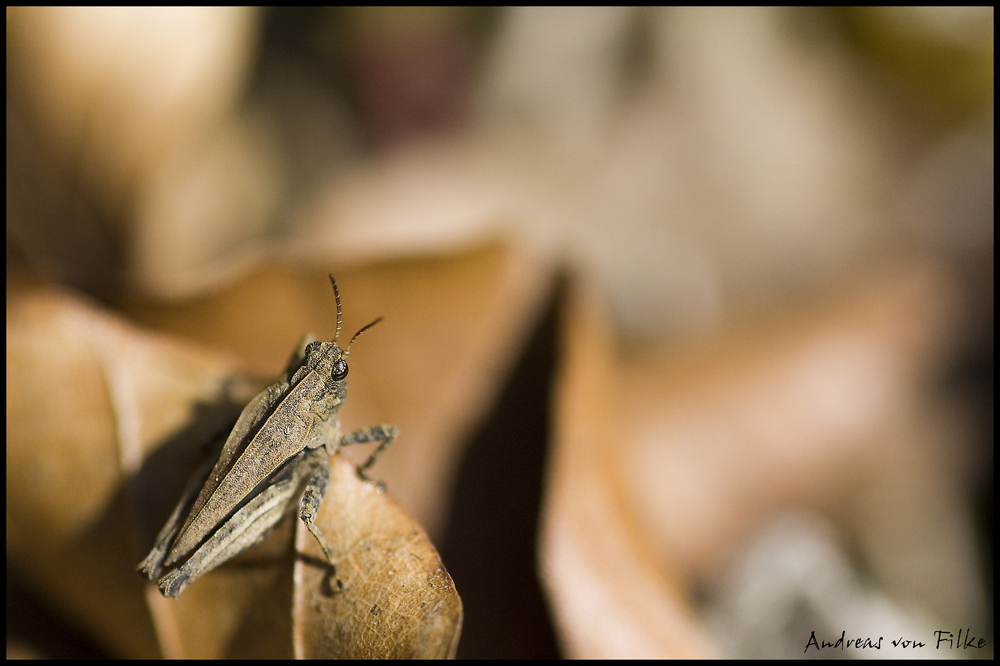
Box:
(332, 359, 348, 381)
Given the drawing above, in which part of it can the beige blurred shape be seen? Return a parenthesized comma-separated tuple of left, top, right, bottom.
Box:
(541, 257, 981, 657)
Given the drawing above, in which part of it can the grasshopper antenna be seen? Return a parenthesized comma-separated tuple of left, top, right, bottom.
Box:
(345, 317, 383, 358)
(328, 275, 343, 344)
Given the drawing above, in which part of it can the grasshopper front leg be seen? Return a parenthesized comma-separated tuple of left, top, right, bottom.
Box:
(337, 425, 398, 489)
(301, 424, 399, 555)
(298, 448, 336, 566)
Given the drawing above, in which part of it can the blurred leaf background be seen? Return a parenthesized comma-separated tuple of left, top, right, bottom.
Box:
(7, 7, 992, 658)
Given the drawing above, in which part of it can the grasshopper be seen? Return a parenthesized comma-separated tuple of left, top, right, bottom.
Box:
(138, 276, 397, 598)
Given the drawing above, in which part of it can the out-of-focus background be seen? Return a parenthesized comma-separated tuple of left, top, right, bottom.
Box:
(7, 7, 992, 658)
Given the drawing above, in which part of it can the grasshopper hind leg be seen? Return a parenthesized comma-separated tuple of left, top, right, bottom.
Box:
(153, 458, 306, 597)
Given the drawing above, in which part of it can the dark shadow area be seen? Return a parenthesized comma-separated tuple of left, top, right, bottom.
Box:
(6, 566, 112, 659)
(438, 278, 564, 659)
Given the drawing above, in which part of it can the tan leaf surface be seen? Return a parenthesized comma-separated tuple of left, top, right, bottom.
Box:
(6, 268, 468, 658)
(7, 275, 259, 657)
(293, 457, 462, 659)
(541, 259, 964, 657)
(540, 273, 720, 659)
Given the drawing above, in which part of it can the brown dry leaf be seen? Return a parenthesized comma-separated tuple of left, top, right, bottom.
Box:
(292, 457, 462, 658)
(6, 273, 462, 658)
(612, 261, 964, 590)
(7, 275, 258, 657)
(540, 258, 965, 657)
(138, 455, 461, 659)
(540, 273, 720, 659)
(122, 240, 553, 543)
